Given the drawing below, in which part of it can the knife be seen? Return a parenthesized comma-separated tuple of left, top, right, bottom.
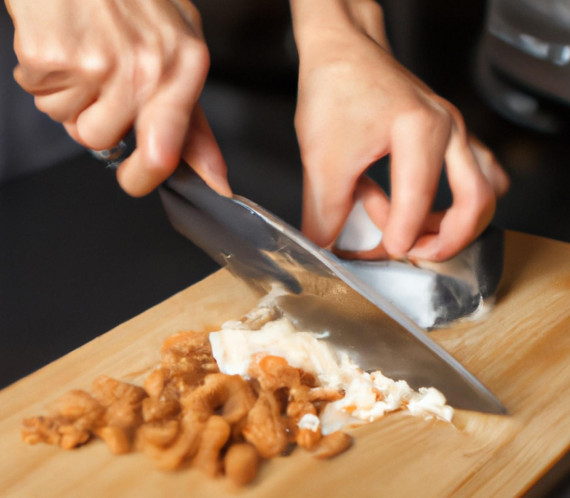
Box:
(91, 141, 505, 414)
(157, 164, 505, 414)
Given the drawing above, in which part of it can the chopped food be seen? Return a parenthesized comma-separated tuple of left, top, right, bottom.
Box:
(22, 304, 454, 487)
(211, 317, 454, 434)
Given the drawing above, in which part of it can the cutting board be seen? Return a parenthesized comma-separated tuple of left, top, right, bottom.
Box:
(1, 231, 569, 497)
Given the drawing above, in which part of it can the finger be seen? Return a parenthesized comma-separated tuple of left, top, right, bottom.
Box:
(381, 108, 450, 258)
(115, 94, 191, 197)
(34, 85, 98, 123)
(63, 122, 87, 147)
(182, 105, 231, 196)
(468, 135, 510, 197)
(14, 63, 99, 125)
(301, 160, 360, 248)
(73, 70, 138, 150)
(13, 64, 71, 95)
(116, 40, 209, 196)
(407, 133, 496, 261)
(333, 176, 390, 260)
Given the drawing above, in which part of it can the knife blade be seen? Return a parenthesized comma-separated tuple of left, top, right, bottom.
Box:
(159, 164, 506, 414)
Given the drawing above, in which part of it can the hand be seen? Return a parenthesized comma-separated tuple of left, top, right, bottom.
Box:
(291, 0, 509, 261)
(6, 0, 230, 196)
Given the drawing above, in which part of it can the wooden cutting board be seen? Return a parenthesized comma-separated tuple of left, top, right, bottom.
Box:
(1, 230, 569, 497)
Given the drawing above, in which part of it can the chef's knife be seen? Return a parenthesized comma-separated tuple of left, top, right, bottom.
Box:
(157, 164, 506, 414)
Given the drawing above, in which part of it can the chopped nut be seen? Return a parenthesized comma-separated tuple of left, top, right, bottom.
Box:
(313, 431, 353, 459)
(136, 420, 180, 448)
(160, 331, 218, 377)
(95, 426, 131, 454)
(224, 443, 260, 487)
(58, 423, 91, 450)
(242, 392, 288, 458)
(22, 416, 62, 446)
(143, 367, 171, 398)
(248, 355, 301, 392)
(92, 376, 146, 407)
(192, 415, 231, 477)
(142, 397, 180, 423)
(296, 427, 322, 451)
(146, 419, 204, 471)
(21, 326, 358, 485)
(221, 376, 257, 425)
(49, 390, 103, 428)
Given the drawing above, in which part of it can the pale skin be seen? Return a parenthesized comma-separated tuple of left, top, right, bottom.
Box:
(5, 0, 509, 261)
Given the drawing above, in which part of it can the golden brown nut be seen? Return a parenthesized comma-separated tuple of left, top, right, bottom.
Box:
(192, 415, 231, 477)
(143, 367, 171, 398)
(181, 373, 230, 422)
(58, 424, 91, 450)
(160, 331, 218, 377)
(242, 392, 288, 458)
(92, 376, 146, 407)
(21, 416, 61, 446)
(313, 431, 353, 459)
(145, 419, 204, 471)
(307, 387, 344, 403)
(181, 373, 255, 424)
(248, 355, 301, 392)
(49, 390, 103, 425)
(136, 420, 180, 448)
(21, 416, 92, 450)
(104, 397, 143, 429)
(141, 397, 180, 423)
(221, 376, 257, 425)
(95, 426, 131, 454)
(224, 443, 260, 487)
(286, 399, 316, 422)
(296, 427, 322, 451)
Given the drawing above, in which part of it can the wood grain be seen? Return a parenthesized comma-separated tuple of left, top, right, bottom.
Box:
(1, 231, 569, 497)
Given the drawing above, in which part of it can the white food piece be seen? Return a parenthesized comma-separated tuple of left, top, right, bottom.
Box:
(297, 413, 321, 432)
(335, 200, 383, 252)
(210, 317, 454, 434)
(343, 262, 440, 328)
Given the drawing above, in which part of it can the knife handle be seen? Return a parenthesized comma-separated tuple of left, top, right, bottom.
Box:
(89, 131, 136, 168)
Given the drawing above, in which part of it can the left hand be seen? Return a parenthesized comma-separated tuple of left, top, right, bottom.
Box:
(290, 0, 509, 261)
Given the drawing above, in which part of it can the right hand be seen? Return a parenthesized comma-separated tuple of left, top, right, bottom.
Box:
(6, 0, 230, 196)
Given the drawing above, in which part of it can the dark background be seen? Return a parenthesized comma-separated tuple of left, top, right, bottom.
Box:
(1, 1, 569, 495)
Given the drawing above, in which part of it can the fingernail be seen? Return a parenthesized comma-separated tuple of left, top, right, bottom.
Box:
(208, 173, 232, 197)
(407, 238, 439, 261)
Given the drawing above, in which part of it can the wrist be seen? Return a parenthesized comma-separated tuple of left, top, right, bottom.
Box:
(289, 0, 353, 48)
(290, 0, 390, 57)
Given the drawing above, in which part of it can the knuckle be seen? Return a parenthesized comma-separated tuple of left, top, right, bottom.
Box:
(181, 36, 210, 75)
(382, 235, 409, 259)
(134, 49, 164, 92)
(79, 51, 114, 81)
(397, 100, 452, 138)
(14, 41, 59, 72)
(15, 46, 42, 70)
